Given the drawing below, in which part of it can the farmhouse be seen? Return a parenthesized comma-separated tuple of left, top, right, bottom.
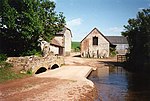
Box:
(80, 28, 113, 58)
(50, 27, 72, 56)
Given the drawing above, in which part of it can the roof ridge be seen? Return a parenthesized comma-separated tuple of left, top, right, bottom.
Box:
(80, 27, 113, 45)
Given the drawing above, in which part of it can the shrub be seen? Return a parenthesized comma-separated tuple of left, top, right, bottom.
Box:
(0, 54, 7, 62)
(0, 61, 29, 83)
(21, 49, 42, 56)
(110, 47, 117, 57)
(26, 69, 32, 74)
(72, 42, 80, 52)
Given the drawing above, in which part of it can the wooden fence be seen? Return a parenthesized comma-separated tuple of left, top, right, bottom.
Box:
(117, 54, 126, 62)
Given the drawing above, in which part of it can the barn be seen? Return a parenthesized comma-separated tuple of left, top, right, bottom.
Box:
(106, 36, 128, 54)
(80, 28, 113, 58)
(80, 28, 129, 58)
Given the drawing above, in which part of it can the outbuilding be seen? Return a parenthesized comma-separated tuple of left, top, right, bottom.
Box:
(80, 28, 113, 58)
(50, 27, 72, 56)
(106, 36, 128, 54)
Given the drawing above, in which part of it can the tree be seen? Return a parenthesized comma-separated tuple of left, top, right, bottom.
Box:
(122, 8, 150, 72)
(0, 0, 65, 56)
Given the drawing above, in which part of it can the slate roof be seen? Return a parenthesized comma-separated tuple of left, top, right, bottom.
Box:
(56, 27, 72, 37)
(106, 36, 128, 44)
(81, 28, 111, 44)
(50, 38, 64, 47)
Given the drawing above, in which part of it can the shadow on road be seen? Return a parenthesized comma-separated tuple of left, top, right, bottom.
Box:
(73, 54, 81, 57)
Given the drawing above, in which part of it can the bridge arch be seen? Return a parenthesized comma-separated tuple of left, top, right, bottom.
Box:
(51, 64, 59, 69)
(35, 67, 47, 74)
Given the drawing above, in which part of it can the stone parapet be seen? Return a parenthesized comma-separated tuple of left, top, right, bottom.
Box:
(6, 54, 64, 73)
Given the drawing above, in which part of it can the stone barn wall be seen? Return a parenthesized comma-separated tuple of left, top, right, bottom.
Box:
(81, 28, 110, 58)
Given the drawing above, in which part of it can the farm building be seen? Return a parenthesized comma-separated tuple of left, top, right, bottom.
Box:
(80, 28, 114, 58)
(50, 27, 72, 56)
(106, 36, 128, 54)
(80, 28, 129, 58)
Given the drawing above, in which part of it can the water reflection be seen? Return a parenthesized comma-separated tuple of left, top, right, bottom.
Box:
(126, 73, 150, 101)
(89, 66, 150, 101)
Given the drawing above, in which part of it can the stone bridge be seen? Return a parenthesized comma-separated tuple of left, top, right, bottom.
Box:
(7, 55, 64, 74)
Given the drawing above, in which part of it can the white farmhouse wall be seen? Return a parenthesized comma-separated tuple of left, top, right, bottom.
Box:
(50, 45, 59, 55)
(64, 29, 72, 56)
(50, 27, 72, 56)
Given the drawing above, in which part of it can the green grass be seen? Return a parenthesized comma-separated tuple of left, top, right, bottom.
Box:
(72, 42, 80, 52)
(0, 61, 29, 83)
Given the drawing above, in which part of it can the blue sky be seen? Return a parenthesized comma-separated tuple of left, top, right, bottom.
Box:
(54, 0, 150, 42)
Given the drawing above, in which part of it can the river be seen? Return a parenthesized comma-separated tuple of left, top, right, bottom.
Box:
(88, 66, 150, 101)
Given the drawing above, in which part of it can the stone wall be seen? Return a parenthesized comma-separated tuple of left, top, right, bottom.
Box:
(6, 54, 64, 73)
(81, 28, 109, 58)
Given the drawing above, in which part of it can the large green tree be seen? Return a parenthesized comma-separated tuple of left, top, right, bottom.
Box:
(0, 0, 65, 56)
(122, 8, 150, 72)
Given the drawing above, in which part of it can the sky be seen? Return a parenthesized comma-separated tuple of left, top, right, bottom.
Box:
(53, 0, 150, 42)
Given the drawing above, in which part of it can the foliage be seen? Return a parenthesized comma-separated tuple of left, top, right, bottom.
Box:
(26, 69, 32, 74)
(122, 8, 150, 72)
(0, 54, 7, 61)
(72, 42, 80, 52)
(0, 61, 12, 68)
(0, 61, 27, 83)
(21, 49, 42, 56)
(110, 47, 117, 57)
(0, 0, 65, 56)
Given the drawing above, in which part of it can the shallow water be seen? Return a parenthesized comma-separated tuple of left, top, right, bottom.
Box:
(88, 66, 150, 101)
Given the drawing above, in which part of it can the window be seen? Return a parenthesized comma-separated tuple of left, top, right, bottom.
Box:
(93, 37, 98, 45)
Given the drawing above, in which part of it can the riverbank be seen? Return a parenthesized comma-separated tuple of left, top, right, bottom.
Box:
(0, 53, 117, 100)
(0, 77, 97, 101)
(0, 61, 31, 83)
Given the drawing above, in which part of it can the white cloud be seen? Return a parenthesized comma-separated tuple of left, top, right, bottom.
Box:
(108, 27, 123, 33)
(103, 27, 123, 36)
(49, 0, 56, 2)
(138, 7, 145, 11)
(66, 18, 82, 28)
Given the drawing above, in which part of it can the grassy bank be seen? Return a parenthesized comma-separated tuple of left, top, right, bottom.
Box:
(0, 61, 30, 83)
(72, 42, 80, 52)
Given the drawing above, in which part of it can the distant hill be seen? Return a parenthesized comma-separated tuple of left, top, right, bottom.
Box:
(71, 42, 80, 52)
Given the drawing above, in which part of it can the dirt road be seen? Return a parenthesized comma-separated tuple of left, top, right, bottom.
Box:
(0, 53, 116, 101)
(0, 53, 100, 101)
(1, 77, 98, 101)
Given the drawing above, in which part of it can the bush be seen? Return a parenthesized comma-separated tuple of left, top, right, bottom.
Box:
(26, 69, 32, 74)
(0, 61, 12, 68)
(110, 47, 117, 57)
(0, 61, 29, 83)
(21, 49, 42, 56)
(0, 54, 7, 61)
(72, 42, 80, 52)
